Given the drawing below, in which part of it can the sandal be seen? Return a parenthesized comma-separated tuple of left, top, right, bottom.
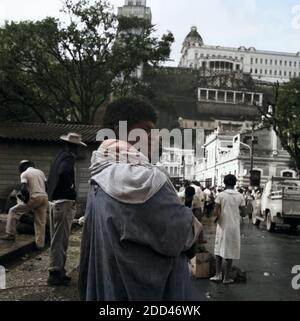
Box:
(210, 275, 222, 282)
(223, 279, 234, 285)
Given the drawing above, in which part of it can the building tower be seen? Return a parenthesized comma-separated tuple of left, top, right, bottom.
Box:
(118, 0, 152, 78)
(118, 0, 152, 23)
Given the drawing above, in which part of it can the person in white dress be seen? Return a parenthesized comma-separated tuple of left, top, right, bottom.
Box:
(210, 174, 246, 284)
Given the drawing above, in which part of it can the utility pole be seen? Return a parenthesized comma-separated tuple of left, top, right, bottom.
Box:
(242, 122, 258, 187)
(250, 123, 255, 187)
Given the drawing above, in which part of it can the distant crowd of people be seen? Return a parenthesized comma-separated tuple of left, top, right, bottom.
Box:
(176, 181, 262, 222)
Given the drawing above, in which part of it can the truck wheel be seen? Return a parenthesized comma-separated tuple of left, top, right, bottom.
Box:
(266, 213, 275, 232)
(252, 215, 260, 227)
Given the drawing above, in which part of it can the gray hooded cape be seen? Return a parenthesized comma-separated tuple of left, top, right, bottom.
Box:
(78, 162, 198, 301)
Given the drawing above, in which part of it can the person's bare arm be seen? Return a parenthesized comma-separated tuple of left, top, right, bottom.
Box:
(213, 203, 221, 223)
(20, 183, 30, 203)
(214, 203, 221, 218)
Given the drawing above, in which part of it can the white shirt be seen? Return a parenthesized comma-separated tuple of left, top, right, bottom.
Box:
(20, 167, 47, 198)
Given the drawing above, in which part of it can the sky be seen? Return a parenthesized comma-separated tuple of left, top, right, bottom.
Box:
(0, 0, 299, 65)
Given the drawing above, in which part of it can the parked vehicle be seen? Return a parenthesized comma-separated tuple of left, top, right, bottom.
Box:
(252, 177, 300, 232)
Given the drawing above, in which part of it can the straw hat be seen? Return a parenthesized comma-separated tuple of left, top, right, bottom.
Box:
(60, 132, 87, 147)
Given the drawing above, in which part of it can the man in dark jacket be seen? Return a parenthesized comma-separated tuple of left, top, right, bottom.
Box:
(47, 133, 86, 286)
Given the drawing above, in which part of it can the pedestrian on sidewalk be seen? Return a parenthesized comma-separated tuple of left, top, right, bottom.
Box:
(47, 133, 86, 286)
(210, 174, 246, 284)
(79, 97, 202, 301)
(1, 161, 48, 249)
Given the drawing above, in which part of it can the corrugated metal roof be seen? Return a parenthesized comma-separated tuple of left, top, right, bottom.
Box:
(0, 122, 101, 143)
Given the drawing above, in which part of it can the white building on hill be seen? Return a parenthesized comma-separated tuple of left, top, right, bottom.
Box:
(179, 26, 300, 83)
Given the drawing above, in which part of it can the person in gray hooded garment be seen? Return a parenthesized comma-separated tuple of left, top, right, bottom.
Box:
(78, 97, 202, 301)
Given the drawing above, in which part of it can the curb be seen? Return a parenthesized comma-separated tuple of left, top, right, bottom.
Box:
(0, 239, 35, 266)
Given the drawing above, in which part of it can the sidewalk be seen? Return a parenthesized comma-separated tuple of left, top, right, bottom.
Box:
(0, 214, 35, 265)
(0, 226, 82, 301)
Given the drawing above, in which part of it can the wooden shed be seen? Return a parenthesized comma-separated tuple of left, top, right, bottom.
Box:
(0, 122, 100, 214)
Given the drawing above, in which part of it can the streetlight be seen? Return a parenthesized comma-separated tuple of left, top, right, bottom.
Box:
(241, 124, 258, 187)
(178, 117, 185, 181)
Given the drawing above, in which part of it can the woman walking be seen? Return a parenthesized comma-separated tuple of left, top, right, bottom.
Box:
(210, 175, 246, 284)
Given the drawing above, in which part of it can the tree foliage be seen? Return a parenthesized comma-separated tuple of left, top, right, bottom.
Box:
(258, 79, 300, 174)
(0, 0, 174, 124)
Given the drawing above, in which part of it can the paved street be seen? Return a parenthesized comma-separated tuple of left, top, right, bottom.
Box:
(0, 220, 299, 301)
(190, 218, 300, 301)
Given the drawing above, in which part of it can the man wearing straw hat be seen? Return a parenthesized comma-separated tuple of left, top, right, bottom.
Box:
(47, 133, 86, 286)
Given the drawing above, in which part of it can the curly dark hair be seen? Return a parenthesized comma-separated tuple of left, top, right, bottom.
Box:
(224, 174, 237, 187)
(103, 97, 158, 132)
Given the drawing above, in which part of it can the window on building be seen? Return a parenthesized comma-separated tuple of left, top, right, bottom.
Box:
(294, 61, 297, 67)
(260, 69, 262, 74)
(195, 52, 198, 59)
(274, 70, 277, 76)
(289, 71, 292, 77)
(270, 70, 272, 75)
(270, 59, 273, 65)
(290, 61, 292, 67)
(255, 69, 258, 74)
(275, 60, 277, 65)
(170, 136, 175, 147)
(280, 60, 282, 66)
(284, 61, 287, 66)
(170, 153, 174, 162)
(284, 71, 287, 76)
(279, 70, 282, 76)
(260, 58, 263, 64)
(282, 171, 293, 178)
(265, 59, 268, 64)
(265, 69, 268, 74)
(250, 58, 253, 64)
(255, 58, 258, 64)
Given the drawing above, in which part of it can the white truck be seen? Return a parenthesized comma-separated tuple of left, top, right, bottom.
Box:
(252, 177, 300, 232)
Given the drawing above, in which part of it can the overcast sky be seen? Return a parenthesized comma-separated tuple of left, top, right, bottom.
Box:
(0, 0, 299, 65)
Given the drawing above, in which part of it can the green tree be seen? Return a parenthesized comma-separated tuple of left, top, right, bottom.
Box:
(0, 0, 174, 124)
(258, 79, 300, 174)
